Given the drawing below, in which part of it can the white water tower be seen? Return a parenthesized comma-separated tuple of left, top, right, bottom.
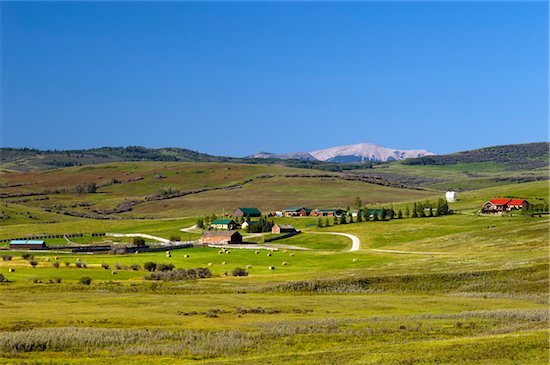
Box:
(445, 191, 456, 203)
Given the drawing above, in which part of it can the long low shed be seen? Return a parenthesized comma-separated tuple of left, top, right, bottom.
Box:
(10, 240, 47, 250)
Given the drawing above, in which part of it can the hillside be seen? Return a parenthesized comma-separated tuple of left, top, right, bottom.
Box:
(0, 162, 439, 222)
(0, 146, 372, 172)
(402, 142, 549, 169)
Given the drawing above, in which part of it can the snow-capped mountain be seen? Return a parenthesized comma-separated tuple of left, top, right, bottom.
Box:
(246, 143, 434, 162)
(310, 143, 434, 162)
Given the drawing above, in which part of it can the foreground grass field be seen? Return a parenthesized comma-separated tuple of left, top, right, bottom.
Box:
(0, 163, 548, 364)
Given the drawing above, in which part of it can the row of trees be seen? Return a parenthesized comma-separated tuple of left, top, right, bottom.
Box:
(316, 198, 451, 227)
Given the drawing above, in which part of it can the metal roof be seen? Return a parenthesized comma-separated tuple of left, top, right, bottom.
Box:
(10, 240, 45, 244)
(235, 208, 261, 215)
(211, 219, 235, 225)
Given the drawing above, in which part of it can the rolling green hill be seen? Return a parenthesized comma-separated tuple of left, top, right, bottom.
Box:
(402, 142, 549, 169)
(0, 146, 548, 364)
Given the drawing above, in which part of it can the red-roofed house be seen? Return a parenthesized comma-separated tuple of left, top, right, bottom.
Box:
(481, 198, 529, 214)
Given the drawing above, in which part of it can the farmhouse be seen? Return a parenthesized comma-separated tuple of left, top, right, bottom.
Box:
(233, 207, 262, 218)
(272, 224, 297, 234)
(282, 207, 313, 217)
(201, 231, 242, 245)
(481, 198, 529, 214)
(10, 240, 47, 250)
(209, 219, 238, 230)
(311, 209, 346, 217)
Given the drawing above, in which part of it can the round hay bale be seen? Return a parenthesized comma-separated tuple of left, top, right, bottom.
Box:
(184, 254, 189, 258)
(208, 262, 213, 266)
(166, 254, 171, 258)
(226, 251, 230, 254)
(267, 253, 272, 257)
(246, 265, 252, 269)
(55, 257, 59, 260)
(8, 268, 14, 272)
(218, 251, 224, 254)
(352, 258, 358, 263)
(282, 261, 288, 266)
(221, 261, 227, 265)
(111, 270, 117, 275)
(45, 258, 50, 262)
(289, 253, 295, 257)
(166, 251, 171, 255)
(255, 250, 259, 254)
(268, 266, 275, 270)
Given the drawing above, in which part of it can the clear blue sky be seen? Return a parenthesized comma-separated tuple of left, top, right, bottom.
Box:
(1, 1, 548, 156)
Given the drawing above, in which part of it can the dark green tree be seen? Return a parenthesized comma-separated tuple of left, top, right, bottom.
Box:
(412, 203, 418, 218)
(397, 210, 403, 219)
(339, 214, 347, 224)
(354, 196, 362, 210)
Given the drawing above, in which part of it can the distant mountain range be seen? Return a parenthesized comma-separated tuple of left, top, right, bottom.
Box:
(246, 143, 434, 162)
(1, 142, 546, 172)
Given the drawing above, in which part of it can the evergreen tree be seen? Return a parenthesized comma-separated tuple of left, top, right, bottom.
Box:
(354, 196, 362, 210)
(380, 208, 387, 221)
(412, 203, 418, 218)
(373, 211, 379, 221)
(317, 218, 323, 227)
(405, 205, 410, 218)
(428, 207, 433, 217)
(339, 214, 347, 224)
(397, 210, 403, 219)
(356, 210, 363, 222)
(324, 217, 330, 227)
(364, 207, 370, 221)
(349, 213, 354, 223)
(197, 217, 204, 229)
(333, 216, 339, 225)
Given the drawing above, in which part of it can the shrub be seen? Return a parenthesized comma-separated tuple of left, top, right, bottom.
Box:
(143, 262, 157, 272)
(0, 273, 6, 282)
(1, 255, 12, 261)
(232, 268, 248, 277)
(169, 235, 181, 242)
(133, 237, 146, 246)
(156, 263, 175, 272)
(75, 261, 84, 268)
(52, 261, 60, 269)
(101, 263, 110, 270)
(196, 268, 212, 278)
(79, 277, 92, 285)
(21, 253, 34, 260)
(114, 263, 124, 270)
(29, 260, 38, 268)
(55, 278, 62, 284)
(130, 264, 141, 271)
(65, 262, 71, 268)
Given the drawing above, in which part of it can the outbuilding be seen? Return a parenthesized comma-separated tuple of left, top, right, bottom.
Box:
(311, 209, 346, 217)
(272, 224, 297, 234)
(10, 240, 47, 250)
(201, 231, 243, 245)
(209, 219, 238, 230)
(282, 207, 312, 217)
(232, 207, 262, 218)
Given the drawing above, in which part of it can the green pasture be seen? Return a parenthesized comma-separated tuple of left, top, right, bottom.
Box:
(0, 163, 548, 364)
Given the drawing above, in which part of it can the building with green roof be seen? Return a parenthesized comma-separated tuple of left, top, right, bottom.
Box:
(232, 207, 262, 217)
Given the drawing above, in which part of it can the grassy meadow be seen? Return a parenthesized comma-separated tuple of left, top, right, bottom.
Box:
(0, 161, 548, 363)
